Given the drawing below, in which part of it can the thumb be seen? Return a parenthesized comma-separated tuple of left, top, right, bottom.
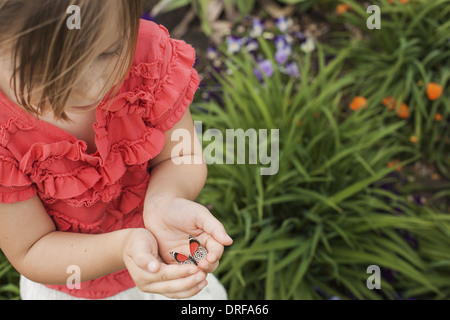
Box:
(146, 256, 161, 273)
(197, 207, 233, 246)
(129, 231, 161, 273)
(134, 250, 161, 273)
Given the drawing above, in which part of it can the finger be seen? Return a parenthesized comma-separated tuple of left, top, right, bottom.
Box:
(195, 236, 222, 273)
(129, 261, 199, 295)
(147, 256, 161, 273)
(204, 236, 225, 263)
(143, 271, 207, 298)
(196, 208, 233, 246)
(155, 264, 199, 281)
(164, 279, 208, 300)
(198, 259, 219, 274)
(133, 262, 198, 285)
(127, 231, 160, 272)
(132, 250, 160, 273)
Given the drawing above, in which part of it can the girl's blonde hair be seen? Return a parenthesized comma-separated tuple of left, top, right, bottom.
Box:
(0, 0, 142, 120)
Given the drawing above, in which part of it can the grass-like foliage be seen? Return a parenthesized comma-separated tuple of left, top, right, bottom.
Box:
(0, 252, 20, 300)
(192, 34, 450, 299)
(1, 0, 448, 300)
(334, 0, 450, 177)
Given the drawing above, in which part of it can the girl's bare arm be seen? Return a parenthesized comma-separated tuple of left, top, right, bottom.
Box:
(0, 195, 133, 285)
(0, 195, 206, 299)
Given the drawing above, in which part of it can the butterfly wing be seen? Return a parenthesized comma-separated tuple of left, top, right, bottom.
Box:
(170, 252, 196, 265)
(189, 235, 207, 263)
(189, 235, 200, 256)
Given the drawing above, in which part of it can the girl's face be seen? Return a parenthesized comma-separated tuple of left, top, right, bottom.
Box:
(65, 20, 127, 114)
(0, 9, 128, 116)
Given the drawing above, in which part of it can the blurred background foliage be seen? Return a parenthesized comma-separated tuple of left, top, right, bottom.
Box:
(148, 0, 450, 299)
(1, 0, 449, 300)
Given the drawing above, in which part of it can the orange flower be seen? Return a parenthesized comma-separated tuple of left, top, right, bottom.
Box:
(435, 113, 443, 122)
(388, 0, 395, 4)
(336, 4, 352, 15)
(350, 96, 368, 111)
(399, 0, 410, 3)
(426, 82, 443, 101)
(382, 96, 393, 106)
(396, 103, 410, 119)
(387, 160, 403, 172)
(382, 96, 398, 110)
(410, 135, 418, 143)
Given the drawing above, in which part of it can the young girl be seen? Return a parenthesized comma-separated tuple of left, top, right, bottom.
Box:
(0, 0, 233, 300)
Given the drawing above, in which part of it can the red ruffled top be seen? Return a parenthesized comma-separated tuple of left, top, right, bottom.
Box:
(0, 20, 200, 299)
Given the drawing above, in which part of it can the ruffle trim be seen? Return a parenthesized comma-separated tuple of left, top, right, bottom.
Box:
(0, 21, 199, 208)
(129, 61, 160, 80)
(18, 128, 163, 201)
(148, 38, 200, 131)
(0, 154, 33, 187)
(0, 154, 37, 204)
(46, 269, 136, 300)
(152, 67, 200, 132)
(0, 185, 37, 204)
(104, 37, 200, 131)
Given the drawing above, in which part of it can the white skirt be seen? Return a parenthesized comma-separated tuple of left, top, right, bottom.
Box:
(20, 273, 228, 300)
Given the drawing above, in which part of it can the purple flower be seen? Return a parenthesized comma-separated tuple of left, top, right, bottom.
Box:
(301, 38, 316, 53)
(245, 39, 259, 53)
(295, 32, 306, 44)
(275, 44, 292, 65)
(274, 35, 287, 50)
(141, 12, 155, 22)
(207, 46, 219, 60)
(275, 17, 289, 33)
(227, 36, 243, 54)
(411, 194, 425, 206)
(403, 230, 419, 250)
(329, 296, 341, 300)
(254, 59, 274, 81)
(250, 18, 264, 38)
(382, 269, 395, 283)
(193, 104, 209, 114)
(286, 62, 300, 78)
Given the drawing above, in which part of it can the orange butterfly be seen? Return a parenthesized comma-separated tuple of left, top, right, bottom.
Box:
(170, 235, 207, 265)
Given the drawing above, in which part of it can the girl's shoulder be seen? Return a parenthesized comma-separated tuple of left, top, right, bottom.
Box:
(120, 19, 200, 132)
(138, 18, 169, 39)
(131, 19, 197, 79)
(133, 19, 172, 65)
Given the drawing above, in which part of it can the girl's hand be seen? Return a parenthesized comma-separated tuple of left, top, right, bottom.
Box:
(143, 195, 233, 273)
(122, 228, 208, 299)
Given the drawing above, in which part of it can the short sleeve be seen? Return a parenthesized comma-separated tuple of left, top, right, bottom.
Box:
(0, 147, 36, 204)
(141, 23, 201, 132)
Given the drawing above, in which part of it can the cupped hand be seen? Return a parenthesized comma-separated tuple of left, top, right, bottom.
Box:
(122, 228, 208, 299)
(143, 195, 233, 273)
